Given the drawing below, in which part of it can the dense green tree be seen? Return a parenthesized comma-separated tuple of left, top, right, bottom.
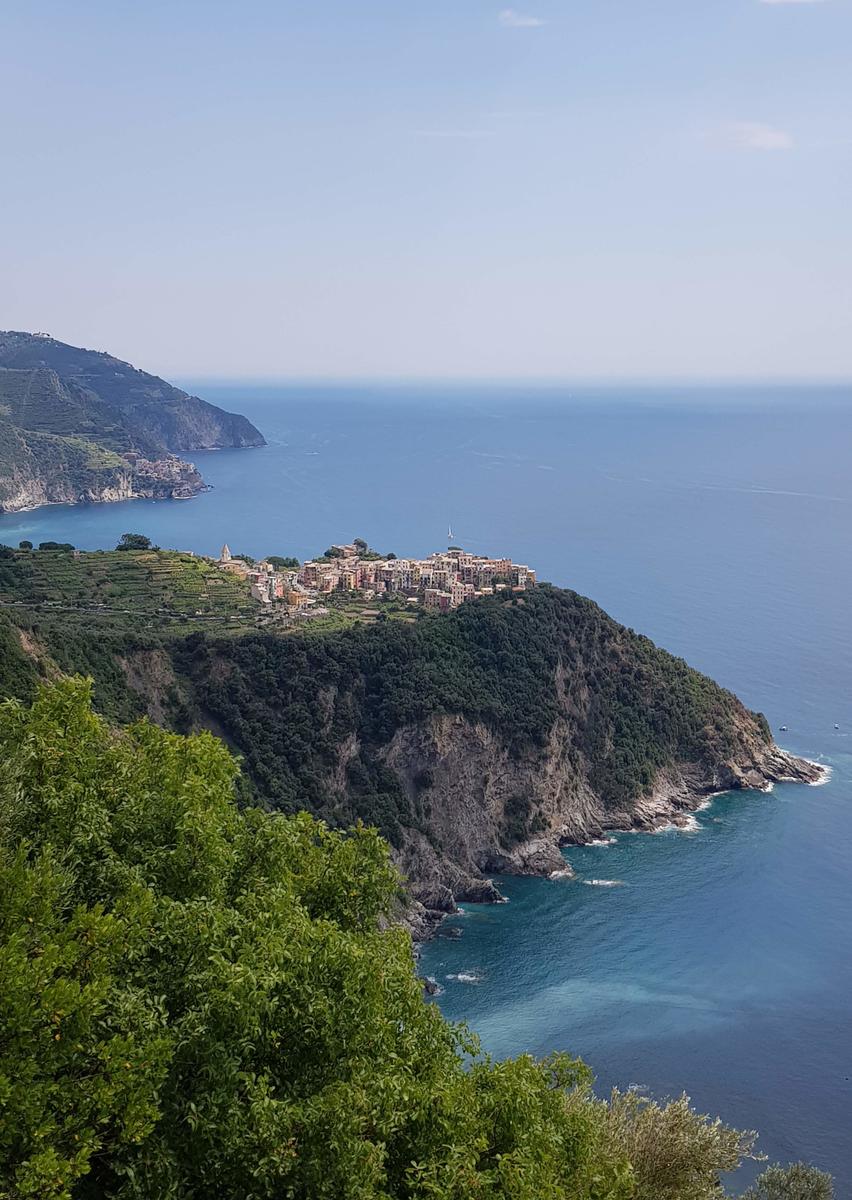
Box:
(0, 680, 783, 1200)
(265, 555, 300, 570)
(115, 534, 152, 552)
(18, 540, 33, 550)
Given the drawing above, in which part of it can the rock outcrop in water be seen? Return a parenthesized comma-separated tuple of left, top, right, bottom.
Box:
(0, 331, 264, 513)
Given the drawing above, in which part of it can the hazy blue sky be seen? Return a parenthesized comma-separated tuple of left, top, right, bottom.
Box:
(2, 1, 850, 380)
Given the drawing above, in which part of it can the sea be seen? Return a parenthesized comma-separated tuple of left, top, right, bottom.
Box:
(2, 383, 851, 1192)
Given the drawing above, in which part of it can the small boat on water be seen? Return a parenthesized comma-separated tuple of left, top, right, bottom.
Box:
(780, 725, 788, 732)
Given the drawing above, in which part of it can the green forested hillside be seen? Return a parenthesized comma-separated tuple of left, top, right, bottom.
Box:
(0, 585, 773, 851)
(180, 584, 759, 814)
(0, 679, 830, 1199)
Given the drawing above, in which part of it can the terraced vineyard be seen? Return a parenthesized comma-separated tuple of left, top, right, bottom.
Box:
(0, 548, 256, 620)
(0, 367, 126, 445)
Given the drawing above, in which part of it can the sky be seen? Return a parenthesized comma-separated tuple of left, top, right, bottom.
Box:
(1, 0, 850, 381)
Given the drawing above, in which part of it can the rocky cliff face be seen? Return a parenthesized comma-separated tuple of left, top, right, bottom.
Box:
(377, 710, 821, 934)
(0, 421, 206, 514)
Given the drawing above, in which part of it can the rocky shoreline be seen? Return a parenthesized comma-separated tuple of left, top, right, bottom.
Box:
(0, 454, 208, 515)
(405, 743, 826, 942)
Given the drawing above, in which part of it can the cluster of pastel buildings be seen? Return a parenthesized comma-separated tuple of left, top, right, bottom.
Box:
(216, 545, 299, 606)
(214, 542, 536, 614)
(298, 543, 536, 611)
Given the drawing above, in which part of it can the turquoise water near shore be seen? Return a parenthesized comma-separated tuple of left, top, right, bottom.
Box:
(419, 778, 850, 1192)
(2, 383, 852, 1189)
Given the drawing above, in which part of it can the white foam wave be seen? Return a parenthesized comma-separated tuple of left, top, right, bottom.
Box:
(549, 869, 573, 880)
(582, 879, 624, 888)
(807, 761, 832, 787)
(586, 836, 618, 847)
(446, 971, 483, 984)
(653, 813, 703, 834)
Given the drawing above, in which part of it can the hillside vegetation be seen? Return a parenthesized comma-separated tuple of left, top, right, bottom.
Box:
(0, 584, 765, 828)
(0, 579, 804, 913)
(0, 547, 255, 620)
(170, 585, 761, 822)
(0, 679, 831, 1199)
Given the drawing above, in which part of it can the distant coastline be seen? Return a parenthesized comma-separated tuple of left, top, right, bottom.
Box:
(0, 330, 264, 516)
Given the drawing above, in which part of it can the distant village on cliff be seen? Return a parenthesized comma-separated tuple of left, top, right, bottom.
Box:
(216, 539, 537, 617)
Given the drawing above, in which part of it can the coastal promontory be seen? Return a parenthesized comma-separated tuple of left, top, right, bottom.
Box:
(0, 572, 821, 934)
(0, 331, 264, 513)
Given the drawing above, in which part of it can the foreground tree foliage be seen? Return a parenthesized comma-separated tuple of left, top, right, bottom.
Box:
(0, 682, 829, 1199)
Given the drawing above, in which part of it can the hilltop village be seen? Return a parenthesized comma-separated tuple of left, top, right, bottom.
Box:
(216, 540, 537, 616)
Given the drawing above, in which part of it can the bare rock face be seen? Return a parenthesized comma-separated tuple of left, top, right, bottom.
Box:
(382, 712, 823, 925)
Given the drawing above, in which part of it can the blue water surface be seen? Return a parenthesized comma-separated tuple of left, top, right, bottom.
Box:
(2, 383, 851, 1190)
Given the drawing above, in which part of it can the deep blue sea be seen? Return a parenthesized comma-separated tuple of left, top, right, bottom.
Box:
(2, 383, 851, 1192)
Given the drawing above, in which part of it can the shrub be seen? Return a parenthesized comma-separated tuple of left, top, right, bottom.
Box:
(600, 1090, 756, 1200)
(743, 1163, 834, 1200)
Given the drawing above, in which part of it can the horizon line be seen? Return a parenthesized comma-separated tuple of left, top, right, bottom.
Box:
(173, 374, 852, 389)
